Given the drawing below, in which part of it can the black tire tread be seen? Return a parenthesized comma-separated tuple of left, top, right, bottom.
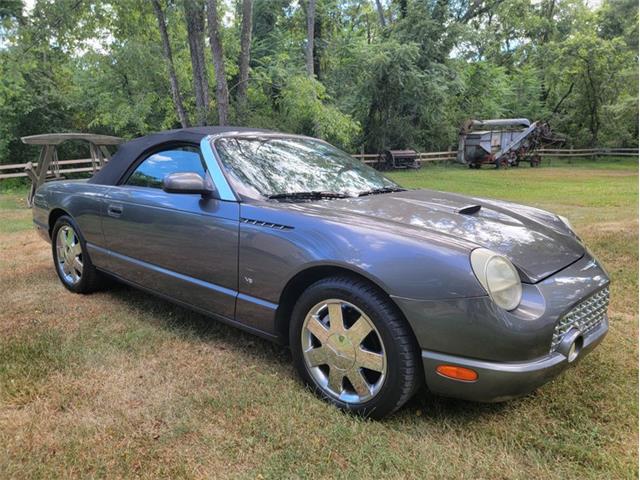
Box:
(345, 276, 421, 415)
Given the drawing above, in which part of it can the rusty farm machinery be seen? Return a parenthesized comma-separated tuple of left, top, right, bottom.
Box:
(456, 118, 564, 169)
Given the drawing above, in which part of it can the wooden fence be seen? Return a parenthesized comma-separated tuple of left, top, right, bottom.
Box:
(535, 147, 639, 157)
(0, 158, 99, 180)
(352, 147, 639, 164)
(0, 147, 637, 180)
(351, 150, 458, 164)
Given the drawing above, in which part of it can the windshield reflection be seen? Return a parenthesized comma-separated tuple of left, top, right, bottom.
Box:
(214, 136, 398, 197)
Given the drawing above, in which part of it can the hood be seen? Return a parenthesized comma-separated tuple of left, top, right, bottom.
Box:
(288, 189, 584, 283)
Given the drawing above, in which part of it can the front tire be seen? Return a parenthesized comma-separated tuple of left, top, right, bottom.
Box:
(290, 276, 422, 419)
(52, 215, 106, 293)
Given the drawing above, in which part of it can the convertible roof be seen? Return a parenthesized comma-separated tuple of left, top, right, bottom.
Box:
(89, 126, 273, 185)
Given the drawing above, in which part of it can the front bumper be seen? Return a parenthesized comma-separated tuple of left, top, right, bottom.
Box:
(394, 251, 610, 361)
(421, 316, 608, 402)
(392, 250, 610, 402)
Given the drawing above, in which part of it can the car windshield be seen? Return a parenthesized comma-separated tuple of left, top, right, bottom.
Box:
(214, 136, 400, 198)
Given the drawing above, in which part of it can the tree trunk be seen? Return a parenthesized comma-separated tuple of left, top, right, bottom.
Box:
(585, 63, 600, 147)
(207, 0, 230, 125)
(151, 0, 189, 128)
(305, 0, 316, 77)
(541, 0, 556, 43)
(184, 0, 209, 126)
(374, 0, 386, 27)
(313, 10, 321, 79)
(552, 81, 574, 114)
(237, 0, 253, 123)
(398, 0, 408, 19)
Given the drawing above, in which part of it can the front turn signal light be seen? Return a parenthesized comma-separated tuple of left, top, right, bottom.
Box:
(436, 365, 478, 382)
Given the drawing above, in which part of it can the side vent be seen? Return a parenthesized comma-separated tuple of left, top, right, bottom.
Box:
(241, 218, 294, 231)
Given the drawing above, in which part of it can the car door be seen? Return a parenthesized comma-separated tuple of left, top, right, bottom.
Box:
(101, 144, 239, 320)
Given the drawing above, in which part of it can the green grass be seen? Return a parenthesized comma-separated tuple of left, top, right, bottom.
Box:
(0, 159, 637, 479)
(0, 191, 31, 233)
(389, 157, 637, 209)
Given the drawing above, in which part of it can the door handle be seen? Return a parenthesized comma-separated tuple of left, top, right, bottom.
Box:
(107, 204, 123, 217)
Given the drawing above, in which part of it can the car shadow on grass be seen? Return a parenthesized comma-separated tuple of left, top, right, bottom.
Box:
(103, 281, 516, 423)
(104, 280, 291, 363)
(405, 387, 511, 418)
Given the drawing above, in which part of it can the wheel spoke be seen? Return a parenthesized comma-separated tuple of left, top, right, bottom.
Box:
(304, 346, 328, 367)
(72, 257, 83, 274)
(65, 229, 74, 246)
(306, 316, 330, 343)
(62, 260, 71, 275)
(347, 369, 371, 397)
(71, 243, 82, 256)
(327, 303, 345, 333)
(347, 316, 373, 345)
(327, 367, 343, 393)
(356, 348, 384, 372)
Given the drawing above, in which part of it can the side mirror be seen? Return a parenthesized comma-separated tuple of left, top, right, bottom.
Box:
(162, 172, 215, 197)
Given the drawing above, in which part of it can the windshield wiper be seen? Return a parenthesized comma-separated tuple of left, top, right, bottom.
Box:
(358, 187, 407, 197)
(267, 191, 350, 200)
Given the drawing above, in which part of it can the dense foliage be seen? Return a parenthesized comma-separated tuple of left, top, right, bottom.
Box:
(0, 0, 637, 164)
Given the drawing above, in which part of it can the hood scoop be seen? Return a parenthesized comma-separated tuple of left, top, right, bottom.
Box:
(457, 204, 482, 215)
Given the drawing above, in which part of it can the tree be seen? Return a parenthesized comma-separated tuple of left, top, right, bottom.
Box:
(278, 75, 360, 149)
(305, 0, 316, 76)
(237, 0, 253, 123)
(0, 0, 637, 168)
(206, 0, 230, 125)
(183, 0, 209, 125)
(151, 0, 189, 128)
(374, 0, 386, 27)
(559, 32, 635, 146)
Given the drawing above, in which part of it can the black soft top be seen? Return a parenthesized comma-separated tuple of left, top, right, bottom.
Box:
(89, 126, 272, 185)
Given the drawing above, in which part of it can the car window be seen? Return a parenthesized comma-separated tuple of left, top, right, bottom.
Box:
(125, 146, 207, 189)
(215, 136, 398, 197)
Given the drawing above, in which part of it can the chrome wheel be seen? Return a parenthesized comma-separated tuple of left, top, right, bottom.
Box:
(55, 225, 83, 285)
(301, 299, 387, 404)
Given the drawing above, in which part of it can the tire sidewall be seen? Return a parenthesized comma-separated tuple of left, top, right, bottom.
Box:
(51, 215, 91, 293)
(290, 278, 415, 418)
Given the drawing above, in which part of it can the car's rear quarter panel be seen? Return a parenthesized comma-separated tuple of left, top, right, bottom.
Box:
(33, 181, 110, 250)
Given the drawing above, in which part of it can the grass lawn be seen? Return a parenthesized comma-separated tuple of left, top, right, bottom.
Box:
(0, 158, 637, 479)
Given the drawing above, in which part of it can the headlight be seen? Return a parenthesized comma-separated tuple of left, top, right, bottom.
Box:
(470, 248, 522, 311)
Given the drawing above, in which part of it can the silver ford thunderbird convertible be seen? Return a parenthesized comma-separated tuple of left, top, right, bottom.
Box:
(32, 127, 610, 418)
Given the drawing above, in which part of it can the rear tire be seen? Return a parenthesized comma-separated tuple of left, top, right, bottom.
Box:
(290, 276, 422, 419)
(52, 215, 107, 293)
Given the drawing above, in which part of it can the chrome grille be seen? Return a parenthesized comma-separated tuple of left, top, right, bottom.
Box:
(550, 287, 609, 353)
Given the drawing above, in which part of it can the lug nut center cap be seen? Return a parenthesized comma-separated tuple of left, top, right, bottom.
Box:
(326, 333, 355, 371)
